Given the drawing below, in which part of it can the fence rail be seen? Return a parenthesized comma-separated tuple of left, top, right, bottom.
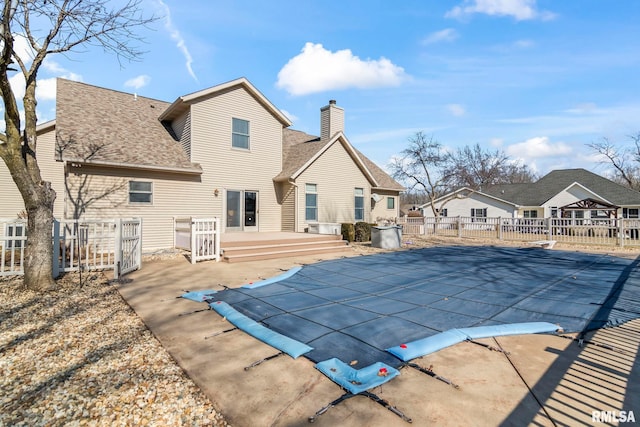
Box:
(398, 216, 640, 248)
(1, 218, 142, 278)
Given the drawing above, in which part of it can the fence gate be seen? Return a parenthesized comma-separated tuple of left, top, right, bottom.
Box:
(116, 218, 143, 278)
(1, 218, 141, 279)
(191, 218, 221, 264)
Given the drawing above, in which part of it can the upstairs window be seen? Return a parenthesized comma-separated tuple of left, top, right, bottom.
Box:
(523, 210, 538, 218)
(387, 197, 395, 210)
(623, 208, 639, 219)
(129, 181, 153, 204)
(355, 188, 364, 221)
(232, 118, 250, 149)
(305, 184, 318, 221)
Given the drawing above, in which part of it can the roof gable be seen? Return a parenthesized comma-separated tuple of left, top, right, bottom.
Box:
(277, 129, 404, 191)
(159, 77, 292, 127)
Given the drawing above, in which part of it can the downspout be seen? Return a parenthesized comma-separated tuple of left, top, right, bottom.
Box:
(288, 179, 298, 232)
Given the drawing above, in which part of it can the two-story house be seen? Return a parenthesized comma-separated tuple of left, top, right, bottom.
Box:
(0, 78, 403, 251)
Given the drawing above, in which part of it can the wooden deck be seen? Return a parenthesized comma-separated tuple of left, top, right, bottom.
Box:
(220, 232, 351, 263)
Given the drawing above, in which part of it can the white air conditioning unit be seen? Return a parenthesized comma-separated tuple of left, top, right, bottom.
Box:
(371, 193, 382, 202)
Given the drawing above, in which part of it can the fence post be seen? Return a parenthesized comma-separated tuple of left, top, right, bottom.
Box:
(547, 218, 552, 240)
(190, 218, 197, 265)
(215, 217, 221, 262)
(497, 217, 502, 240)
(114, 219, 122, 280)
(619, 219, 625, 248)
(52, 219, 60, 278)
(457, 216, 462, 238)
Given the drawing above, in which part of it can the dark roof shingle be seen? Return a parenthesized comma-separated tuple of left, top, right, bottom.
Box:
(55, 79, 200, 173)
(483, 168, 640, 206)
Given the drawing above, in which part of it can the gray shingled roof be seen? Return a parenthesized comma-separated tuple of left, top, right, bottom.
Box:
(278, 129, 404, 191)
(483, 168, 640, 206)
(55, 79, 201, 173)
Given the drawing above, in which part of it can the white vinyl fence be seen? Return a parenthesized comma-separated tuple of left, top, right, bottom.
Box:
(1, 218, 142, 279)
(174, 217, 221, 263)
(398, 216, 640, 248)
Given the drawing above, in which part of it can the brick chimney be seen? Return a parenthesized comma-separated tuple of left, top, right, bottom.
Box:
(320, 99, 344, 140)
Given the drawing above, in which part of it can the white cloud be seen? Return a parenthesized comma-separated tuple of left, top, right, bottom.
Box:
(446, 0, 555, 21)
(155, 0, 197, 82)
(446, 103, 466, 117)
(422, 29, 459, 45)
(276, 43, 407, 96)
(12, 34, 35, 63)
(565, 102, 598, 114)
(506, 136, 572, 159)
(124, 75, 151, 90)
(37, 77, 58, 101)
(489, 138, 504, 148)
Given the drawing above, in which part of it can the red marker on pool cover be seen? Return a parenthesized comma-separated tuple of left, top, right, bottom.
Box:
(400, 344, 407, 349)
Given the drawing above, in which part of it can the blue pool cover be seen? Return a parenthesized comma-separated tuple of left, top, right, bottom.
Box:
(199, 246, 640, 369)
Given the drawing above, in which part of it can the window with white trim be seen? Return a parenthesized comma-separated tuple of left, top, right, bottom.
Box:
(387, 197, 395, 210)
(623, 208, 639, 218)
(232, 118, 250, 149)
(129, 181, 152, 204)
(305, 184, 318, 221)
(5, 223, 25, 249)
(471, 208, 487, 222)
(355, 188, 364, 221)
(523, 210, 538, 218)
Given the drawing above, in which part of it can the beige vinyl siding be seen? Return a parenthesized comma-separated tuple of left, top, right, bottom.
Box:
(171, 111, 192, 160)
(0, 127, 65, 220)
(279, 182, 296, 231)
(64, 165, 205, 250)
(295, 141, 371, 230)
(0, 161, 27, 219)
(189, 87, 283, 232)
(371, 190, 399, 222)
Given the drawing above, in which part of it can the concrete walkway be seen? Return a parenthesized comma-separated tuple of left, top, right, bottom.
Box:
(119, 250, 640, 426)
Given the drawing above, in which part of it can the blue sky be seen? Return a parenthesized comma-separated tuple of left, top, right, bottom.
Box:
(20, 0, 640, 177)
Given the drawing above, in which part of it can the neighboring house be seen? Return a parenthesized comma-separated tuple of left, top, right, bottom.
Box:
(0, 78, 403, 250)
(421, 169, 640, 221)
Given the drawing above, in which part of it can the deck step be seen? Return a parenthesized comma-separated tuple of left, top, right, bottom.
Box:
(221, 235, 351, 263)
(222, 244, 353, 263)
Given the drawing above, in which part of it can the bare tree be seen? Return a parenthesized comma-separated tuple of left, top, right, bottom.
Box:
(588, 134, 640, 191)
(443, 143, 537, 190)
(0, 0, 157, 290)
(389, 132, 455, 217)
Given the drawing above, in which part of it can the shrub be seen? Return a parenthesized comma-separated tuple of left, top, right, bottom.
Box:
(341, 223, 355, 242)
(407, 210, 423, 217)
(354, 221, 372, 242)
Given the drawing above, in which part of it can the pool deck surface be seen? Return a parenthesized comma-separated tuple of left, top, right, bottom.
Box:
(119, 246, 640, 426)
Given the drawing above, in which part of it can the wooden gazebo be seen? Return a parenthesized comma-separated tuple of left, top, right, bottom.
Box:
(560, 198, 620, 219)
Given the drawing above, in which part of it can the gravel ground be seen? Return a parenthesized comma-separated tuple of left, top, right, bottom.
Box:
(1, 237, 637, 427)
(0, 270, 229, 427)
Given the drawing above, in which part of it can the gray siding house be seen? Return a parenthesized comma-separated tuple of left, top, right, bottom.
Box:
(0, 78, 403, 250)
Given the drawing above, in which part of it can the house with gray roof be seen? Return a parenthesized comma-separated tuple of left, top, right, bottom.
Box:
(420, 168, 640, 221)
(0, 78, 403, 251)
